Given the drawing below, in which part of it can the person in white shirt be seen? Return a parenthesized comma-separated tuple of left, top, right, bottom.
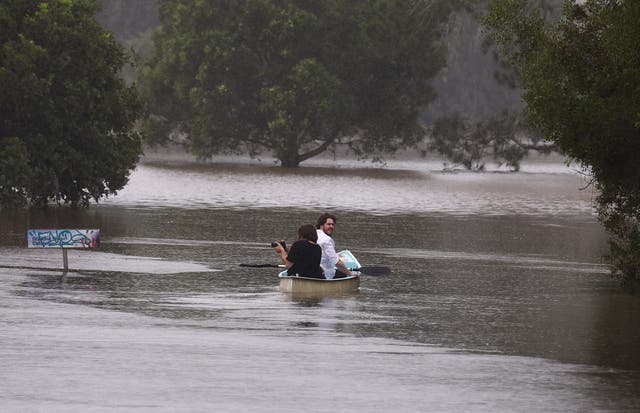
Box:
(315, 213, 355, 279)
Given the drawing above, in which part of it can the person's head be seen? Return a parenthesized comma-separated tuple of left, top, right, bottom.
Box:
(316, 213, 336, 236)
(298, 224, 318, 242)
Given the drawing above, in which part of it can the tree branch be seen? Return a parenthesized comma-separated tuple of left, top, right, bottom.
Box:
(511, 140, 557, 152)
(297, 137, 335, 163)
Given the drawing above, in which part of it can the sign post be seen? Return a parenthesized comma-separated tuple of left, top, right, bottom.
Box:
(27, 229, 100, 272)
(62, 249, 69, 271)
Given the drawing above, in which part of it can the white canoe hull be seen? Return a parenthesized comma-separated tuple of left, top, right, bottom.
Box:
(278, 274, 360, 295)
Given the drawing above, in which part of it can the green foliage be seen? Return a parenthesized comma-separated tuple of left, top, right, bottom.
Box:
(0, 137, 31, 207)
(141, 0, 459, 167)
(483, 0, 640, 286)
(598, 189, 640, 292)
(0, 0, 143, 207)
(430, 111, 551, 171)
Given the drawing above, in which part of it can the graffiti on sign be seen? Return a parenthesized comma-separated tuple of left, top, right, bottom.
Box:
(27, 229, 100, 249)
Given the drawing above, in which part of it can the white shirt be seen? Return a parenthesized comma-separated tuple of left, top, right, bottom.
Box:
(316, 229, 338, 279)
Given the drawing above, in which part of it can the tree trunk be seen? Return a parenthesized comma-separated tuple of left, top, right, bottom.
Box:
(280, 157, 300, 167)
(277, 136, 335, 167)
(278, 145, 301, 167)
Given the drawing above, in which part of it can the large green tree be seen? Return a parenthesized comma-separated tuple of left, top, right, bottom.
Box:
(142, 0, 460, 167)
(482, 0, 640, 288)
(0, 0, 143, 207)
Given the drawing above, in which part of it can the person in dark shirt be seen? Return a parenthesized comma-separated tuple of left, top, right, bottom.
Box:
(274, 224, 324, 278)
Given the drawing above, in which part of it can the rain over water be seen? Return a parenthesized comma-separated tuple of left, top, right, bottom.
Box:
(2, 154, 639, 412)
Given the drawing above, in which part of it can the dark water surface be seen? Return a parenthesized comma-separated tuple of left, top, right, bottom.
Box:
(2, 159, 639, 411)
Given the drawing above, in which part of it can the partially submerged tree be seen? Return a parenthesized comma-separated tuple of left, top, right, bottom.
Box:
(141, 0, 461, 167)
(430, 111, 554, 171)
(483, 0, 640, 288)
(0, 0, 144, 207)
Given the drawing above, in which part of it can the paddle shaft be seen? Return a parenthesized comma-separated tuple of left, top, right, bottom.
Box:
(239, 263, 285, 268)
(239, 263, 390, 275)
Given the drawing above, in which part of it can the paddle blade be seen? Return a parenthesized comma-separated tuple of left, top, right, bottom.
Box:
(355, 266, 391, 276)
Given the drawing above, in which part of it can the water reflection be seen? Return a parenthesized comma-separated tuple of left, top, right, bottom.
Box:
(286, 290, 360, 305)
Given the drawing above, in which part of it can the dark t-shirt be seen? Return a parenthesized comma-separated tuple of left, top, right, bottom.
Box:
(286, 240, 323, 278)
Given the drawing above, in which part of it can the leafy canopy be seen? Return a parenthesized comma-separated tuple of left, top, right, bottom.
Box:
(142, 0, 459, 167)
(0, 0, 143, 207)
(430, 111, 553, 171)
(483, 0, 640, 286)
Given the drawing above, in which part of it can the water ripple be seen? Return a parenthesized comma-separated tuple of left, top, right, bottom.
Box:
(104, 161, 596, 217)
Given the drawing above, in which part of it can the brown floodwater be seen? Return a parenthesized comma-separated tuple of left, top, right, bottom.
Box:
(1, 157, 638, 411)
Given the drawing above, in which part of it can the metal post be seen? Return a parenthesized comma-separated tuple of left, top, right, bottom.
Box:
(62, 248, 68, 272)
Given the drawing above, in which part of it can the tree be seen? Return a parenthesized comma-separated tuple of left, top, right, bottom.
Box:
(141, 0, 461, 167)
(482, 0, 640, 288)
(430, 110, 554, 171)
(0, 0, 143, 207)
(0, 137, 31, 207)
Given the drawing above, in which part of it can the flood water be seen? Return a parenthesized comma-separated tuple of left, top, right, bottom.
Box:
(2, 156, 640, 412)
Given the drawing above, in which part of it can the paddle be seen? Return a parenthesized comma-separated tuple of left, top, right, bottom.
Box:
(352, 266, 391, 276)
(239, 263, 390, 276)
(239, 263, 285, 268)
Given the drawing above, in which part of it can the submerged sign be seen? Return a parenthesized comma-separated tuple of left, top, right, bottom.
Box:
(27, 229, 100, 249)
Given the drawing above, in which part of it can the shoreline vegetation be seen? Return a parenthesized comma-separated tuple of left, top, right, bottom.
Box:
(139, 143, 573, 174)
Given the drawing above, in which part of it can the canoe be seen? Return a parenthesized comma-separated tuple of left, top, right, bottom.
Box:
(278, 250, 361, 295)
(279, 274, 360, 294)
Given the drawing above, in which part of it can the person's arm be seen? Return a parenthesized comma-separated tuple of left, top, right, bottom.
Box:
(274, 243, 293, 269)
(336, 259, 355, 277)
(323, 237, 354, 277)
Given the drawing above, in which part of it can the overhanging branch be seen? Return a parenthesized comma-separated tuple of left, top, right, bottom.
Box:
(297, 137, 335, 163)
(512, 140, 557, 152)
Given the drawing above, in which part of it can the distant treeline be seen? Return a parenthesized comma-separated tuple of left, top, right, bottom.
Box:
(96, 0, 522, 122)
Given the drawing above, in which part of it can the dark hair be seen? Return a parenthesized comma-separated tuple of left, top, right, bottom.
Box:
(298, 224, 318, 242)
(316, 213, 336, 229)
